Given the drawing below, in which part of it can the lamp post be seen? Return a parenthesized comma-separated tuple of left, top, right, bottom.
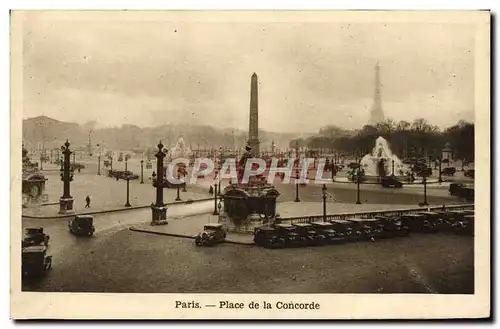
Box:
(58, 140, 74, 214)
(322, 184, 327, 222)
(110, 156, 113, 172)
(356, 159, 362, 205)
(421, 172, 429, 206)
(175, 173, 182, 201)
(294, 167, 300, 202)
(438, 158, 442, 183)
(98, 155, 101, 175)
(125, 157, 128, 172)
(72, 151, 76, 165)
(151, 141, 168, 225)
(124, 175, 131, 207)
(140, 160, 144, 184)
(212, 182, 219, 215)
(392, 159, 395, 176)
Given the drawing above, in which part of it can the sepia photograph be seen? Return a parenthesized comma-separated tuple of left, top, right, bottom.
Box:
(10, 10, 490, 319)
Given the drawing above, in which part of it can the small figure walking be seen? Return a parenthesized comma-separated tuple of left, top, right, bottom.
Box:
(85, 195, 91, 208)
(209, 185, 214, 196)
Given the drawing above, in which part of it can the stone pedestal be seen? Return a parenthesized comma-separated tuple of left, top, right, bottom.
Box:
(151, 204, 168, 226)
(59, 197, 74, 214)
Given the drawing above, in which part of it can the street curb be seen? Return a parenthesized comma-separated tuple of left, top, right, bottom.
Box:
(22, 197, 214, 219)
(129, 227, 254, 246)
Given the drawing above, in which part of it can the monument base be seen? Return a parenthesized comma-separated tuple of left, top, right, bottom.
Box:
(59, 197, 75, 214)
(151, 204, 168, 226)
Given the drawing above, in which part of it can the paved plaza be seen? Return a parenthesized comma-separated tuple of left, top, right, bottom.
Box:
(22, 156, 474, 294)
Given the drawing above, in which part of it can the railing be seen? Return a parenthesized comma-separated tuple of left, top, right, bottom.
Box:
(282, 204, 475, 224)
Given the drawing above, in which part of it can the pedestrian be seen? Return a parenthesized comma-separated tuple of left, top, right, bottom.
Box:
(85, 195, 91, 208)
(209, 185, 214, 196)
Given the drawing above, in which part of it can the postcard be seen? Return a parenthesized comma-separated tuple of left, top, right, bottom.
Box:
(10, 10, 490, 320)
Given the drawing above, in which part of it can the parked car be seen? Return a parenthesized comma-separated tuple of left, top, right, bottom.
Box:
(310, 221, 345, 243)
(457, 185, 474, 201)
(329, 219, 361, 242)
(381, 176, 403, 188)
(292, 223, 323, 246)
(68, 215, 95, 236)
(345, 218, 384, 241)
(401, 213, 434, 233)
(464, 169, 475, 178)
(70, 163, 86, 171)
(254, 226, 282, 248)
(441, 167, 456, 176)
(374, 215, 410, 237)
(272, 223, 302, 247)
(454, 214, 474, 235)
(415, 211, 446, 232)
(23, 228, 49, 247)
(22, 245, 52, 278)
(449, 182, 465, 196)
(195, 223, 226, 247)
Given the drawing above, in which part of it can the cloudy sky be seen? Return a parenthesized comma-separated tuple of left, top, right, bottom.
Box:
(21, 11, 475, 133)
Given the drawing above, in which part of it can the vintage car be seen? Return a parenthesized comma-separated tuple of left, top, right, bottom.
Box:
(464, 169, 475, 178)
(453, 214, 474, 235)
(70, 163, 86, 171)
(272, 223, 302, 247)
(22, 245, 52, 278)
(310, 221, 345, 243)
(457, 185, 474, 201)
(415, 211, 446, 232)
(449, 183, 465, 196)
(292, 223, 323, 246)
(68, 215, 95, 236)
(23, 227, 50, 247)
(254, 226, 282, 248)
(195, 223, 226, 247)
(441, 167, 457, 176)
(440, 210, 473, 232)
(380, 176, 403, 188)
(347, 162, 360, 170)
(373, 215, 410, 237)
(146, 161, 153, 169)
(345, 218, 384, 241)
(329, 219, 362, 242)
(400, 213, 435, 233)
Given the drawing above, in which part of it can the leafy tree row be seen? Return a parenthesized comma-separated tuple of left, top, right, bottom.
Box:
(290, 119, 474, 162)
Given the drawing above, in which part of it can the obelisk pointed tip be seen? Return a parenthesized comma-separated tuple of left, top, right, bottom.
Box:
(252, 72, 257, 77)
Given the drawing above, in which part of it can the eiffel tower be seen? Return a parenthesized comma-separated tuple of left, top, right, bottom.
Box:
(368, 63, 385, 126)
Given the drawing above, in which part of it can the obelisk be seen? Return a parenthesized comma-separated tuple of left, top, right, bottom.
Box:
(248, 73, 260, 155)
(368, 63, 385, 126)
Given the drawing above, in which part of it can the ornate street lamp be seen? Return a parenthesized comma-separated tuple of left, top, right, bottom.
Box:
(97, 143, 101, 176)
(322, 184, 327, 222)
(421, 171, 429, 206)
(59, 140, 75, 214)
(356, 159, 362, 205)
(294, 167, 300, 202)
(151, 141, 168, 225)
(175, 173, 182, 201)
(438, 157, 443, 183)
(212, 182, 219, 215)
(140, 160, 144, 184)
(124, 174, 131, 207)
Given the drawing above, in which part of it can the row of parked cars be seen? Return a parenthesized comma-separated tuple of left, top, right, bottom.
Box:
(22, 216, 96, 278)
(194, 209, 474, 249)
(253, 209, 474, 249)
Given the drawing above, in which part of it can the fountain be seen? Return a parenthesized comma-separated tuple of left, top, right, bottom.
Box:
(360, 137, 409, 180)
